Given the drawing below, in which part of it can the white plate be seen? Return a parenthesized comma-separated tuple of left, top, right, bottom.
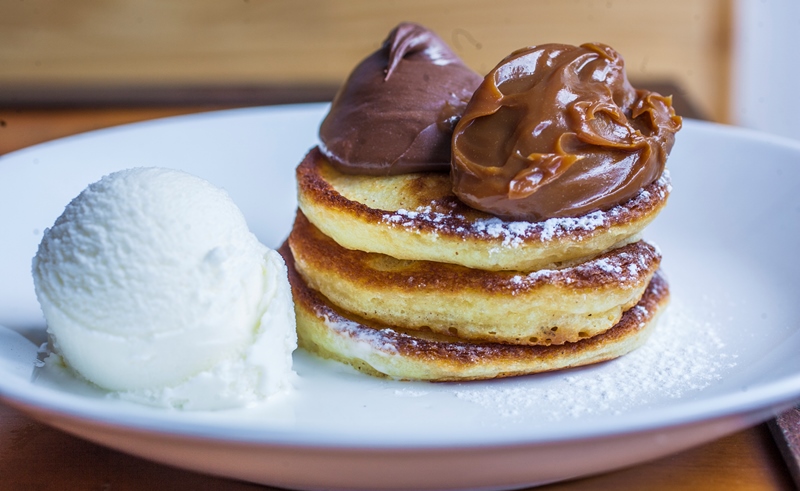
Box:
(1, 104, 800, 491)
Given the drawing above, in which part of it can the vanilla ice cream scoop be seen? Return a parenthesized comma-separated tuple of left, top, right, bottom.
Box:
(32, 167, 297, 410)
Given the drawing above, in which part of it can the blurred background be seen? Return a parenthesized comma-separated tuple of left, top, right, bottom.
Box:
(0, 0, 795, 153)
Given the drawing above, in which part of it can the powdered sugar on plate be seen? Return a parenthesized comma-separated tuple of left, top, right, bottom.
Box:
(447, 298, 737, 421)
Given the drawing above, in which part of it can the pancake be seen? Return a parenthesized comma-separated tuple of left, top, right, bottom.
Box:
(279, 242, 670, 382)
(296, 147, 671, 272)
(289, 211, 661, 345)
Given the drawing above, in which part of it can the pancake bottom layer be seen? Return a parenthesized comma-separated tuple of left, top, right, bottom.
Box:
(279, 243, 670, 382)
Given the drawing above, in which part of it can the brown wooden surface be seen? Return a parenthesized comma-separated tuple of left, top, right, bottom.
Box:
(0, 400, 793, 491)
(0, 0, 732, 122)
(770, 408, 800, 486)
(0, 108, 795, 490)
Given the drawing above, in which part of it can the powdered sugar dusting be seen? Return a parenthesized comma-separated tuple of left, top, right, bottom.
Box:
(451, 300, 737, 421)
(322, 313, 399, 354)
(379, 172, 670, 246)
(537, 211, 607, 241)
(510, 244, 656, 289)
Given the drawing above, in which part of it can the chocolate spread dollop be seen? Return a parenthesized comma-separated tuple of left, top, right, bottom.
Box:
(451, 42, 682, 221)
(319, 23, 483, 175)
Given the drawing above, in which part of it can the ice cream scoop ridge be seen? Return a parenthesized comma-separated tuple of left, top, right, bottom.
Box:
(451, 42, 682, 221)
(319, 22, 483, 175)
(32, 167, 297, 410)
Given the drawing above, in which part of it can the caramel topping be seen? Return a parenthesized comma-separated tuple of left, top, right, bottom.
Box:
(451, 43, 682, 221)
(319, 23, 483, 175)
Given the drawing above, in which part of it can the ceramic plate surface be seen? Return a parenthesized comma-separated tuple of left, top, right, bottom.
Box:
(1, 104, 800, 491)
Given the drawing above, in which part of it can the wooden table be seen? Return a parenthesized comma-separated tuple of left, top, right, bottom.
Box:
(0, 107, 795, 490)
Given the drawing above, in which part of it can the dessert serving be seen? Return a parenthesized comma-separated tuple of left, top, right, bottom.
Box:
(285, 23, 681, 380)
(29, 22, 681, 395)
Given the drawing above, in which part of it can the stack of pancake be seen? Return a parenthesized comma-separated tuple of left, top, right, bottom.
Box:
(279, 25, 679, 381)
(280, 147, 670, 381)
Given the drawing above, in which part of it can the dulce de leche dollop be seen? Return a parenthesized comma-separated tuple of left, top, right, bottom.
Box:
(319, 23, 483, 175)
(451, 42, 682, 221)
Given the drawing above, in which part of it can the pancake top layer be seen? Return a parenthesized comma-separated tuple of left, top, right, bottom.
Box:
(298, 147, 670, 247)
